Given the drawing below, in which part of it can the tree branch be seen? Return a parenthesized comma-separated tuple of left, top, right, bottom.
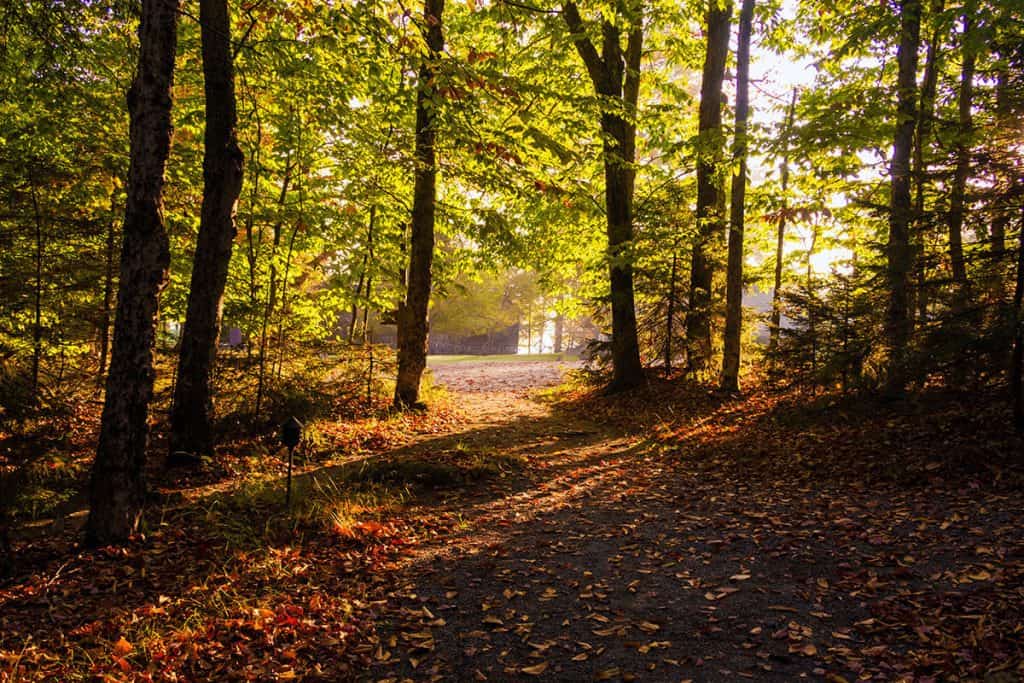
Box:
(561, 1, 606, 88)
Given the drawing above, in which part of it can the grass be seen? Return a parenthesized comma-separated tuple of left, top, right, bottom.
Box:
(426, 353, 579, 364)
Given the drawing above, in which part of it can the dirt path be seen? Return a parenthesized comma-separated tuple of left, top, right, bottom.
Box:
(362, 363, 1024, 682)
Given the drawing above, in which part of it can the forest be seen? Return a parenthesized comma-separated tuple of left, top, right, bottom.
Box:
(1, 0, 1023, 680)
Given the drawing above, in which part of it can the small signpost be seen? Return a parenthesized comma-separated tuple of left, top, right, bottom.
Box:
(280, 417, 303, 507)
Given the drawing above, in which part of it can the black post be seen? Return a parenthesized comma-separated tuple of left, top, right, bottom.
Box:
(280, 417, 302, 507)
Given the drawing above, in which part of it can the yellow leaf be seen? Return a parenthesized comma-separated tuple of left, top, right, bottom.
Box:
(521, 662, 548, 675)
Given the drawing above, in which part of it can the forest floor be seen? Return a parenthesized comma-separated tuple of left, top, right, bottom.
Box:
(2, 359, 1024, 682)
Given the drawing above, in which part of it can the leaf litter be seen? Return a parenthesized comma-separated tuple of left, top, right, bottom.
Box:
(2, 363, 1023, 681)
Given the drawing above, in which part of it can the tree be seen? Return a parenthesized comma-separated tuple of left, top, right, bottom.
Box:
(168, 0, 245, 459)
(883, 0, 921, 393)
(686, 0, 731, 377)
(720, 0, 755, 392)
(87, 0, 179, 544)
(1012, 203, 1024, 432)
(910, 0, 944, 324)
(561, 0, 645, 392)
(394, 0, 445, 408)
(945, 0, 976, 310)
(768, 89, 798, 364)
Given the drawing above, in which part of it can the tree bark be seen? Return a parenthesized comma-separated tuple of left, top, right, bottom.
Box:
(169, 0, 245, 459)
(394, 0, 444, 408)
(30, 187, 43, 404)
(253, 159, 291, 420)
(242, 103, 262, 360)
(946, 3, 974, 307)
(721, 0, 755, 392)
(361, 206, 375, 344)
(911, 0, 943, 325)
(768, 89, 798, 364)
(1012, 204, 1024, 432)
(98, 200, 118, 381)
(562, 0, 645, 392)
(553, 312, 564, 354)
(87, 0, 179, 545)
(348, 261, 366, 342)
(664, 250, 678, 372)
(686, 0, 731, 378)
(990, 67, 1009, 260)
(348, 207, 375, 343)
(884, 0, 921, 394)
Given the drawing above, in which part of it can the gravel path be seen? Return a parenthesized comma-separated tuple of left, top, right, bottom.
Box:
(427, 358, 581, 395)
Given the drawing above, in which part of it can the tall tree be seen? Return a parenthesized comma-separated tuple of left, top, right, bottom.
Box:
(768, 88, 798, 363)
(911, 0, 944, 324)
(989, 64, 1009, 261)
(720, 0, 755, 392)
(168, 0, 245, 459)
(686, 0, 731, 377)
(561, 0, 645, 392)
(884, 0, 921, 393)
(945, 1, 975, 308)
(87, 0, 179, 544)
(98, 199, 119, 380)
(1012, 204, 1024, 433)
(394, 0, 445, 408)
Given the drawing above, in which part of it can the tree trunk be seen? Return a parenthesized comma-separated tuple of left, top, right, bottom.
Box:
(169, 0, 245, 460)
(30, 187, 43, 404)
(664, 251, 678, 373)
(243, 105, 262, 360)
(884, 0, 921, 394)
(98, 201, 118, 381)
(87, 0, 178, 545)
(348, 260, 366, 342)
(768, 89, 798, 365)
(253, 162, 291, 421)
(807, 224, 819, 377)
(274, 211, 302, 383)
(946, 4, 974, 307)
(348, 206, 376, 343)
(686, 0, 731, 378)
(720, 0, 755, 392)
(1012, 204, 1024, 432)
(394, 0, 444, 409)
(991, 67, 1009, 260)
(526, 303, 533, 353)
(361, 206, 375, 344)
(562, 1, 645, 392)
(553, 313, 564, 354)
(911, 0, 943, 325)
